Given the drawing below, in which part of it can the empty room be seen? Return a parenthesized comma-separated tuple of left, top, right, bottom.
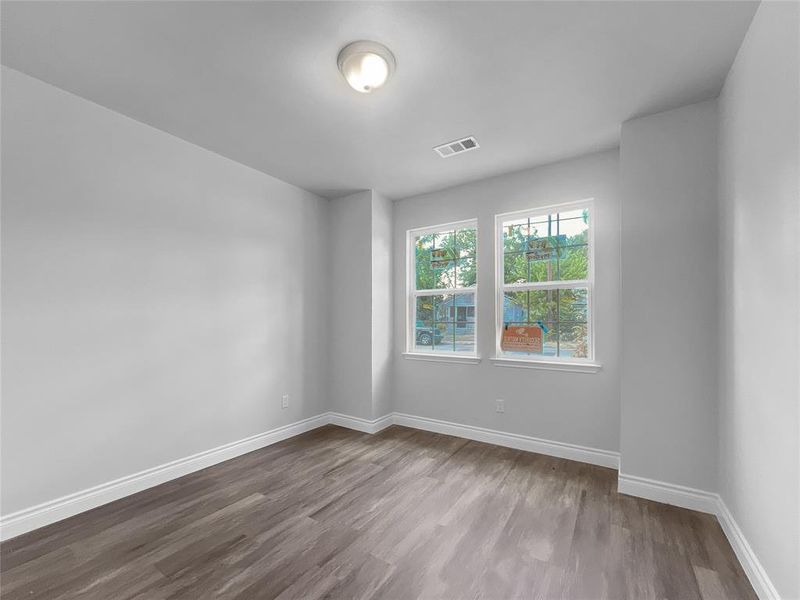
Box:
(1, 1, 798, 599)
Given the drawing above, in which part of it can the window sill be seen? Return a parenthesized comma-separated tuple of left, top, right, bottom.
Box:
(490, 357, 602, 373)
(402, 352, 482, 365)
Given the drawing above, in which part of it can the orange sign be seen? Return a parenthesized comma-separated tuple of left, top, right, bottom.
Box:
(501, 325, 543, 353)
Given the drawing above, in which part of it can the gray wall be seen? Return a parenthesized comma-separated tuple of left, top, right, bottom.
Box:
(371, 191, 393, 420)
(328, 189, 393, 421)
(392, 150, 621, 452)
(718, 2, 800, 597)
(5, 24, 798, 596)
(619, 100, 719, 491)
(328, 191, 374, 419)
(0, 67, 331, 514)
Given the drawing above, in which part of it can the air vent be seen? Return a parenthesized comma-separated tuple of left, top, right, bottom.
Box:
(434, 136, 480, 158)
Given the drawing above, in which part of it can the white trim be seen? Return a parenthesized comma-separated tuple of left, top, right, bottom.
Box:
(495, 198, 596, 222)
(0, 410, 620, 541)
(490, 357, 602, 373)
(501, 279, 589, 291)
(402, 352, 481, 364)
(716, 498, 781, 600)
(407, 218, 478, 238)
(328, 412, 394, 434)
(393, 412, 619, 469)
(617, 472, 719, 514)
(412, 287, 472, 296)
(0, 413, 330, 542)
(2, 410, 777, 600)
(617, 473, 780, 600)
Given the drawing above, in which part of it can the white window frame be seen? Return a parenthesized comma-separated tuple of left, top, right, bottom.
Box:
(405, 218, 480, 362)
(493, 199, 601, 372)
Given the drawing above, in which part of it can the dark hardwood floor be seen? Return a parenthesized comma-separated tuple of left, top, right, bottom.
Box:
(0, 425, 756, 600)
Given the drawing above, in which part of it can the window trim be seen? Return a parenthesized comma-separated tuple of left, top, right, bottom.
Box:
(494, 199, 596, 365)
(406, 218, 479, 357)
(489, 357, 601, 373)
(402, 352, 482, 365)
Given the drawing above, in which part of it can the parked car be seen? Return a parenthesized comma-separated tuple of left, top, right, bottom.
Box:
(415, 321, 444, 346)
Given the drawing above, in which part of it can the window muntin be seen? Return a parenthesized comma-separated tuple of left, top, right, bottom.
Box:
(496, 202, 593, 361)
(409, 220, 477, 354)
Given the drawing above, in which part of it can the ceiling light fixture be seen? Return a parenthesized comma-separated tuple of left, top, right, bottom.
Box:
(337, 40, 396, 94)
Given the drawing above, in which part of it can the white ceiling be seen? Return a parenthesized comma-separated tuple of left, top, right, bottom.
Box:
(1, 1, 757, 199)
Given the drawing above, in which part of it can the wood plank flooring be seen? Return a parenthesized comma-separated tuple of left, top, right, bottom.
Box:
(0, 425, 756, 599)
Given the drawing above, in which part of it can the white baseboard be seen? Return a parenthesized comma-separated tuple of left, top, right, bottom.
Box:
(19, 405, 781, 599)
(0, 413, 330, 541)
(0, 410, 621, 541)
(328, 412, 394, 434)
(617, 472, 719, 514)
(393, 412, 620, 469)
(715, 498, 780, 600)
(1, 409, 779, 600)
(617, 473, 780, 600)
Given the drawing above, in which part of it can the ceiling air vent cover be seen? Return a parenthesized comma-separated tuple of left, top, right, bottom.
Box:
(434, 136, 480, 158)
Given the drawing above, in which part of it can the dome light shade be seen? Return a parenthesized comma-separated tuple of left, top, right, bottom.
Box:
(337, 41, 396, 93)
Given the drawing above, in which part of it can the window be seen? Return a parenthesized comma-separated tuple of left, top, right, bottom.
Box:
(496, 201, 593, 362)
(407, 219, 477, 355)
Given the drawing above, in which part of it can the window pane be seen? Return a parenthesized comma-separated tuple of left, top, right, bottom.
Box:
(542, 322, 559, 357)
(415, 292, 474, 353)
(502, 289, 589, 358)
(559, 245, 588, 280)
(415, 234, 435, 290)
(503, 291, 529, 323)
(559, 322, 589, 359)
(504, 252, 528, 284)
(435, 294, 455, 322)
(527, 251, 559, 283)
(432, 231, 455, 273)
(456, 228, 477, 258)
(499, 208, 591, 361)
(415, 226, 476, 290)
(503, 223, 528, 253)
(430, 233, 456, 288)
(433, 322, 452, 352)
(529, 219, 556, 240)
(435, 265, 457, 289)
(415, 295, 437, 323)
(411, 220, 477, 354)
(454, 321, 475, 353)
(528, 289, 558, 322)
(557, 208, 585, 221)
(456, 257, 476, 287)
(413, 321, 434, 352)
(558, 214, 589, 245)
(502, 211, 588, 284)
(434, 230, 455, 247)
(558, 287, 588, 323)
(414, 295, 446, 352)
(502, 290, 558, 324)
(526, 235, 557, 258)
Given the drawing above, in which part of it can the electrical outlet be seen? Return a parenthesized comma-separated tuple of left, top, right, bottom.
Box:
(495, 399, 505, 413)
(282, 394, 289, 409)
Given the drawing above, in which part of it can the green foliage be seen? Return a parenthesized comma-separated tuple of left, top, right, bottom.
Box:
(413, 211, 590, 358)
(415, 228, 476, 290)
(500, 210, 590, 358)
(502, 210, 589, 284)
